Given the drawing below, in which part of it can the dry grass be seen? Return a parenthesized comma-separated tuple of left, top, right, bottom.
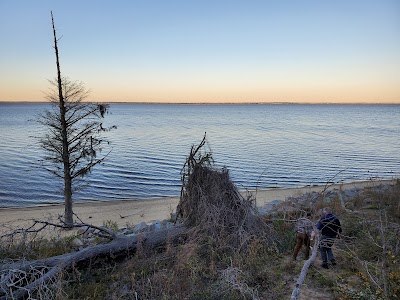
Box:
(2, 181, 399, 299)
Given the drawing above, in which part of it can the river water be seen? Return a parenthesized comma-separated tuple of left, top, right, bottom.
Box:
(0, 103, 399, 207)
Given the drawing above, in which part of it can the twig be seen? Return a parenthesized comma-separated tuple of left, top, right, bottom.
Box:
(119, 209, 145, 219)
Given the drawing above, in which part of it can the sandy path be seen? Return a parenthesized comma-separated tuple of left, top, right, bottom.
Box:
(0, 180, 394, 228)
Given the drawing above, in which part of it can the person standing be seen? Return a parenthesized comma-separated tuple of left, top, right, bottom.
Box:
(317, 207, 342, 269)
(293, 212, 314, 260)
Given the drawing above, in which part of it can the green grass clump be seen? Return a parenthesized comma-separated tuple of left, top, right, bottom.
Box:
(0, 234, 76, 260)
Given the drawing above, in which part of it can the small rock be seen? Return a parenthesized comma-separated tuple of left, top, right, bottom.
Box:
(133, 222, 148, 233)
(164, 221, 174, 229)
(343, 188, 359, 199)
(258, 199, 283, 215)
(125, 233, 137, 237)
(78, 226, 96, 238)
(258, 205, 273, 215)
(309, 192, 321, 204)
(322, 191, 338, 204)
(270, 199, 283, 206)
(77, 226, 89, 234)
(161, 219, 174, 229)
(277, 204, 298, 213)
(71, 238, 84, 247)
(86, 237, 97, 245)
(373, 184, 391, 194)
(149, 220, 162, 231)
(120, 228, 134, 235)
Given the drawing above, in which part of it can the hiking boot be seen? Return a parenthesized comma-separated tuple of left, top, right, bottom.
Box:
(321, 263, 329, 269)
(331, 260, 337, 266)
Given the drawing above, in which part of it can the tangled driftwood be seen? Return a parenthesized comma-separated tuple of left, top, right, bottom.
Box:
(177, 133, 269, 252)
(0, 222, 185, 300)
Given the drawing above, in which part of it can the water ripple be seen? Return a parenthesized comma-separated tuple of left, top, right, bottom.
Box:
(1, 103, 399, 207)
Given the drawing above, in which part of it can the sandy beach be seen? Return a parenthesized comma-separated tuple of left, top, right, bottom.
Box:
(0, 179, 395, 229)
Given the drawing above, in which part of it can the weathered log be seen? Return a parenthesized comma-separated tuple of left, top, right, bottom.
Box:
(290, 227, 320, 300)
(0, 225, 186, 300)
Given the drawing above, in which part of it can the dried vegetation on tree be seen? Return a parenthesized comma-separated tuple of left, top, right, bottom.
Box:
(177, 134, 271, 254)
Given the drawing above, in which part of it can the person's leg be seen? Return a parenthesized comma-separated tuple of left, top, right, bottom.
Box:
(327, 245, 336, 265)
(320, 247, 328, 267)
(325, 237, 336, 265)
(320, 236, 329, 268)
(293, 233, 304, 260)
(304, 234, 310, 259)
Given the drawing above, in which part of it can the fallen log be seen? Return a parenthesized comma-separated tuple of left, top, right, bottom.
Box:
(290, 227, 320, 300)
(0, 224, 186, 300)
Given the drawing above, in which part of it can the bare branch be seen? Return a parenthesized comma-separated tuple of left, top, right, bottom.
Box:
(290, 226, 320, 300)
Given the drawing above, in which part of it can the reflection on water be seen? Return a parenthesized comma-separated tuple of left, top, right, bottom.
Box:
(0, 103, 399, 207)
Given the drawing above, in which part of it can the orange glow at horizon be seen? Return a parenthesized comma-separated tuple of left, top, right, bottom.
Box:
(1, 2, 399, 105)
(1, 83, 399, 104)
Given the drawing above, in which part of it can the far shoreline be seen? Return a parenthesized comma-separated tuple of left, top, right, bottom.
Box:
(1, 101, 399, 105)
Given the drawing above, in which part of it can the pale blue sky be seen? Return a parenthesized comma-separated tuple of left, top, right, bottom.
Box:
(1, 0, 399, 103)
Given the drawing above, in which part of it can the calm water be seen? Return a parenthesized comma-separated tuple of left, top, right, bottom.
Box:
(0, 103, 399, 207)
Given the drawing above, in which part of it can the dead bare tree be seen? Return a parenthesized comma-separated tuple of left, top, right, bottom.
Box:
(38, 12, 115, 226)
(343, 210, 399, 298)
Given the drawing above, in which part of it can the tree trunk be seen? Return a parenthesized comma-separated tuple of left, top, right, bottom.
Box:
(51, 11, 73, 226)
(64, 175, 73, 225)
(0, 225, 186, 300)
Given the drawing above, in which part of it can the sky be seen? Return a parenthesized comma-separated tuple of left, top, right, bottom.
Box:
(0, 0, 399, 103)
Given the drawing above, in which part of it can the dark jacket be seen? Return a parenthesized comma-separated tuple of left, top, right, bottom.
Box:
(317, 213, 342, 237)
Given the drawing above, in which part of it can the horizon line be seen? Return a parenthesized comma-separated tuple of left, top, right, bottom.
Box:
(1, 100, 399, 105)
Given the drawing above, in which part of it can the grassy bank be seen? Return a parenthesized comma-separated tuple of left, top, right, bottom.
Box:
(1, 180, 399, 299)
